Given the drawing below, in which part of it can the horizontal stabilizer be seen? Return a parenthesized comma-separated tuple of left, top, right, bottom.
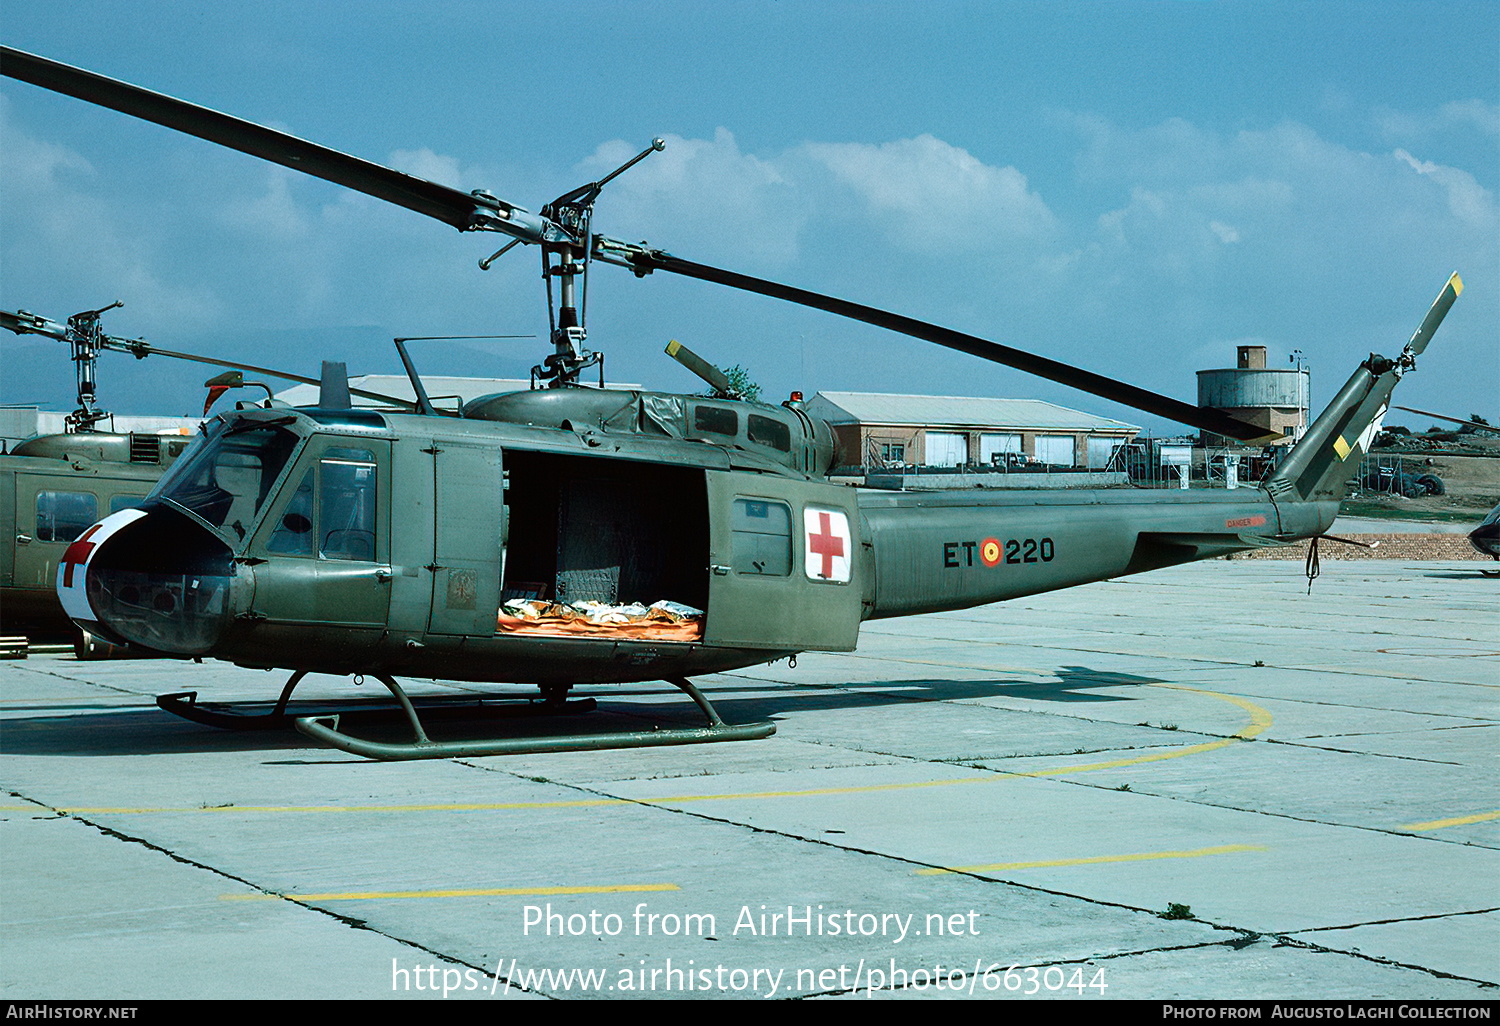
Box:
(1125, 531, 1289, 575)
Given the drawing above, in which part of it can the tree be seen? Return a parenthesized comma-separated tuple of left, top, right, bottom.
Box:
(715, 364, 762, 403)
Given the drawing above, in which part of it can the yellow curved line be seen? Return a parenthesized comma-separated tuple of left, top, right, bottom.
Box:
(57, 684, 1273, 813)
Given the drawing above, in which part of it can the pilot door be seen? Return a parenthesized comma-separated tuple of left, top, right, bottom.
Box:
(704, 470, 862, 652)
(249, 437, 392, 629)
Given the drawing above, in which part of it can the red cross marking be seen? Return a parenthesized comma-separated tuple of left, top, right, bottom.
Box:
(808, 511, 844, 579)
(61, 524, 103, 589)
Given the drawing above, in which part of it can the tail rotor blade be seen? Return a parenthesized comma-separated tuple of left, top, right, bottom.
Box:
(1404, 272, 1463, 358)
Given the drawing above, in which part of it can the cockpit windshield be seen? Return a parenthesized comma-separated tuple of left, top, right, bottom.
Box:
(153, 419, 301, 542)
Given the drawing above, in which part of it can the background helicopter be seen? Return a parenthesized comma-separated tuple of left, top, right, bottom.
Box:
(0, 46, 1464, 759)
(0, 301, 424, 647)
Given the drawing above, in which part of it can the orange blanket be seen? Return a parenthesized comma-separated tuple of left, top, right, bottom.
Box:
(495, 614, 703, 642)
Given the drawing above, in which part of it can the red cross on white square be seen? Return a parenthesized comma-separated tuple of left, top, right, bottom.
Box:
(803, 507, 851, 583)
(56, 508, 146, 624)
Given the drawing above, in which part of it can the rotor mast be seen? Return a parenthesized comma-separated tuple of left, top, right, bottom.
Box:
(0, 302, 125, 431)
(531, 137, 665, 388)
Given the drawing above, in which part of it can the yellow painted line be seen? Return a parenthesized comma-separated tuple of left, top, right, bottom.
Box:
(222, 882, 679, 902)
(645, 684, 1273, 803)
(1400, 810, 1500, 832)
(1154, 683, 1274, 740)
(916, 843, 1267, 875)
(48, 684, 1273, 813)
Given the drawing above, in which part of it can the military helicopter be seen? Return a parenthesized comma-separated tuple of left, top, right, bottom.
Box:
(0, 46, 1464, 759)
(0, 301, 417, 647)
(1469, 505, 1500, 577)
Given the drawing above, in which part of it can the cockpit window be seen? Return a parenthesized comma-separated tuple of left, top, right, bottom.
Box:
(318, 448, 377, 560)
(266, 469, 315, 556)
(155, 422, 300, 541)
(263, 448, 378, 561)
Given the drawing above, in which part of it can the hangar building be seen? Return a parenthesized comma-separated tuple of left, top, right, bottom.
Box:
(805, 392, 1141, 471)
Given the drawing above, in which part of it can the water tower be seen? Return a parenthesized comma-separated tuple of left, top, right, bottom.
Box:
(1196, 346, 1310, 446)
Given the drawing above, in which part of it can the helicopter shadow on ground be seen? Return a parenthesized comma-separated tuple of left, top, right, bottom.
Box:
(0, 666, 1163, 758)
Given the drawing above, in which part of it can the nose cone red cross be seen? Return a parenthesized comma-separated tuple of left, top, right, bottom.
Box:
(60, 524, 103, 588)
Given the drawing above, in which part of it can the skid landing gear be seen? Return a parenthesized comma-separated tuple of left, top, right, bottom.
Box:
(157, 672, 774, 760)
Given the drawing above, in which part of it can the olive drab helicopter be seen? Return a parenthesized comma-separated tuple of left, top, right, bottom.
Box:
(0, 46, 1464, 760)
(0, 302, 418, 647)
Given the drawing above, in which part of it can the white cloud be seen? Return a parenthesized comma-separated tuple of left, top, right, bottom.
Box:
(1394, 149, 1497, 228)
(1068, 115, 1495, 285)
(581, 128, 803, 268)
(1376, 99, 1500, 143)
(1209, 221, 1239, 244)
(0, 95, 94, 184)
(1441, 99, 1500, 138)
(219, 166, 311, 239)
(388, 147, 467, 190)
(803, 134, 1056, 251)
(573, 131, 1059, 269)
(0, 95, 220, 325)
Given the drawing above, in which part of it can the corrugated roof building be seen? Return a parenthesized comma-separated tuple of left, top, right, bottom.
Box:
(806, 392, 1141, 470)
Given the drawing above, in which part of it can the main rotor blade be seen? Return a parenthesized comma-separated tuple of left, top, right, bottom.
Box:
(0, 46, 526, 236)
(1394, 406, 1499, 435)
(628, 251, 1276, 442)
(3, 309, 414, 409)
(97, 340, 414, 409)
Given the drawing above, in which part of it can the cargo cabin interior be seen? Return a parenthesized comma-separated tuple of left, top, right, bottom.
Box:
(501, 451, 709, 614)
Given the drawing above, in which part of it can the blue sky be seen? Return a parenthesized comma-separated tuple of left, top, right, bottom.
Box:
(2, 1, 1496, 433)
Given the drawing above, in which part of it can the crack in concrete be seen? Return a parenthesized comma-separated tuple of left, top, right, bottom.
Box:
(456, 761, 1258, 930)
(1265, 931, 1497, 987)
(1249, 736, 1462, 766)
(2, 663, 141, 696)
(1056, 776, 1498, 850)
(1288, 906, 1500, 935)
(461, 759, 1497, 993)
(854, 626, 1496, 690)
(4, 787, 546, 1000)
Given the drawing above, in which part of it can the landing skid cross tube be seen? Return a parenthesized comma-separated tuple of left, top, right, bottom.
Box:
(157, 672, 308, 730)
(156, 672, 597, 730)
(285, 675, 775, 760)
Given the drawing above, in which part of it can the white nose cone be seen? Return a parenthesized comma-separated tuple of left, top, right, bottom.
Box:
(55, 508, 147, 626)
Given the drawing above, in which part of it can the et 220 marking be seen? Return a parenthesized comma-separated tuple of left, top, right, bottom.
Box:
(943, 537, 1056, 569)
